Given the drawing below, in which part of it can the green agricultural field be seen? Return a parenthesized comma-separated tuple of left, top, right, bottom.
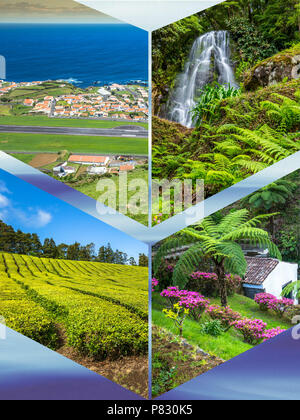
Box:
(0, 115, 148, 130)
(0, 252, 148, 360)
(1, 82, 84, 101)
(70, 167, 149, 225)
(0, 133, 148, 155)
(10, 153, 36, 164)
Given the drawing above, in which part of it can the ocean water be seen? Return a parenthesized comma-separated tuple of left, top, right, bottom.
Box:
(0, 24, 148, 87)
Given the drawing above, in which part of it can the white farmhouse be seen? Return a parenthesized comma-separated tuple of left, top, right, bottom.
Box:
(243, 257, 298, 302)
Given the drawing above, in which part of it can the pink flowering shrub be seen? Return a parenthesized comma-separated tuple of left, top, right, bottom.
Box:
(152, 278, 159, 292)
(267, 297, 294, 317)
(189, 272, 242, 297)
(206, 305, 242, 330)
(233, 318, 267, 345)
(255, 293, 294, 317)
(262, 327, 286, 342)
(160, 286, 210, 321)
(254, 293, 276, 311)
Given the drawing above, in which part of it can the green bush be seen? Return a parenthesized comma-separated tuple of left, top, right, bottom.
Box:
(200, 320, 223, 337)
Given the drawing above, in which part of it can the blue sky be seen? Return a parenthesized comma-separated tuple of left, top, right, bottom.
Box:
(0, 169, 147, 261)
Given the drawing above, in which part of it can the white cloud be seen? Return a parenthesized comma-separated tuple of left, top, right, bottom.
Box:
(12, 208, 53, 228)
(0, 181, 10, 194)
(0, 193, 10, 208)
(35, 210, 52, 227)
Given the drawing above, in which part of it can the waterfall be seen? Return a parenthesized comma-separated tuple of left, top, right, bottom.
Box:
(167, 31, 238, 128)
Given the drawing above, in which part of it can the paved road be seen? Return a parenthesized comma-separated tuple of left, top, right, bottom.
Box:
(0, 124, 148, 138)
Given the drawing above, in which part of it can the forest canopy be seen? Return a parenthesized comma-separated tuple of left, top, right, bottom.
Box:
(0, 220, 148, 266)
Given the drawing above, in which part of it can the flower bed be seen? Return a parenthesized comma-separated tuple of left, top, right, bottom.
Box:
(255, 293, 294, 317)
(189, 271, 242, 297)
(206, 305, 242, 330)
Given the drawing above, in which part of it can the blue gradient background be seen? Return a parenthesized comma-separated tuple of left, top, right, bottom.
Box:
(0, 327, 143, 400)
(156, 327, 300, 400)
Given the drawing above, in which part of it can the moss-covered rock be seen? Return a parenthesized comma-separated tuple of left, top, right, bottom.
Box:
(244, 43, 300, 91)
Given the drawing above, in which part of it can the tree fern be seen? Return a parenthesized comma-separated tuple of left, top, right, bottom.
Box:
(156, 209, 281, 306)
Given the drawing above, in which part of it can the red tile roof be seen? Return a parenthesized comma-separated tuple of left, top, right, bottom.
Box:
(119, 164, 135, 171)
(244, 257, 279, 285)
(69, 155, 109, 164)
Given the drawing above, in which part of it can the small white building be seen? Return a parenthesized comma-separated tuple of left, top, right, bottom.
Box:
(243, 257, 298, 302)
(87, 166, 107, 176)
(53, 162, 76, 178)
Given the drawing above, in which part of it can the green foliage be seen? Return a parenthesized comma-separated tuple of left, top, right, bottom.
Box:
(260, 92, 300, 131)
(226, 15, 277, 63)
(0, 252, 148, 359)
(282, 281, 300, 300)
(0, 220, 136, 265)
(192, 83, 241, 126)
(243, 179, 297, 211)
(152, 16, 203, 90)
(153, 81, 300, 197)
(200, 320, 223, 337)
(0, 273, 59, 349)
(154, 209, 281, 296)
(276, 229, 300, 264)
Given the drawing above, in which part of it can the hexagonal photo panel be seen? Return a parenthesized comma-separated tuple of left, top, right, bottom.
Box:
(152, 168, 300, 397)
(0, 12, 149, 226)
(0, 168, 149, 398)
(152, 0, 300, 224)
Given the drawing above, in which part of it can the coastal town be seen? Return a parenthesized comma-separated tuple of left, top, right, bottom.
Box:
(0, 79, 148, 122)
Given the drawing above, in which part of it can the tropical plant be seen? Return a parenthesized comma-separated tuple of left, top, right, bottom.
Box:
(282, 281, 300, 300)
(242, 179, 297, 236)
(243, 179, 296, 211)
(217, 124, 300, 166)
(192, 83, 241, 126)
(260, 92, 300, 132)
(153, 209, 281, 306)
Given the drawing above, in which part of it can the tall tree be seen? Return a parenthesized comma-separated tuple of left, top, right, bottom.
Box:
(139, 253, 149, 267)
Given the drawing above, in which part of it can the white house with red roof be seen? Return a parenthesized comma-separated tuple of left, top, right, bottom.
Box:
(243, 257, 298, 301)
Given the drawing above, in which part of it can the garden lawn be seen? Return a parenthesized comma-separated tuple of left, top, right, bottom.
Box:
(0, 115, 148, 129)
(0, 133, 148, 155)
(152, 293, 292, 361)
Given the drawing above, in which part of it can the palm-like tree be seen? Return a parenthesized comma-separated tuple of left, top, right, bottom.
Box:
(153, 209, 281, 307)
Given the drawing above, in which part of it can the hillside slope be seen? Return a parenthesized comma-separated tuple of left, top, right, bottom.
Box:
(153, 77, 300, 197)
(0, 253, 148, 357)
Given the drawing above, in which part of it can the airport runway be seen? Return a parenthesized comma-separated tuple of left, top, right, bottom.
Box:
(0, 125, 148, 138)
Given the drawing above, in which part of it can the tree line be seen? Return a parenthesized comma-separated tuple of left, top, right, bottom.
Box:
(0, 220, 148, 266)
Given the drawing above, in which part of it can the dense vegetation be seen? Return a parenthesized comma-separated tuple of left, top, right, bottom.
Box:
(153, 0, 299, 107)
(0, 252, 148, 360)
(152, 0, 300, 201)
(0, 220, 148, 266)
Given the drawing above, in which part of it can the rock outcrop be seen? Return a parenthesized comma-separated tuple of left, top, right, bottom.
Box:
(244, 44, 300, 91)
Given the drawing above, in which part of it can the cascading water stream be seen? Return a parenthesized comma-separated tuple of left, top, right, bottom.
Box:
(167, 31, 238, 128)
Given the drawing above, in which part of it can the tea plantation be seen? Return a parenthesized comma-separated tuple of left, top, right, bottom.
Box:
(0, 253, 148, 360)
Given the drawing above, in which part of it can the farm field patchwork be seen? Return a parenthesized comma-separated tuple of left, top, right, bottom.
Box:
(1, 133, 148, 155)
(0, 252, 148, 396)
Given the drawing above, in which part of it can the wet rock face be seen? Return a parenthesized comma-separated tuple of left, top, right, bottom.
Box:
(244, 48, 300, 91)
